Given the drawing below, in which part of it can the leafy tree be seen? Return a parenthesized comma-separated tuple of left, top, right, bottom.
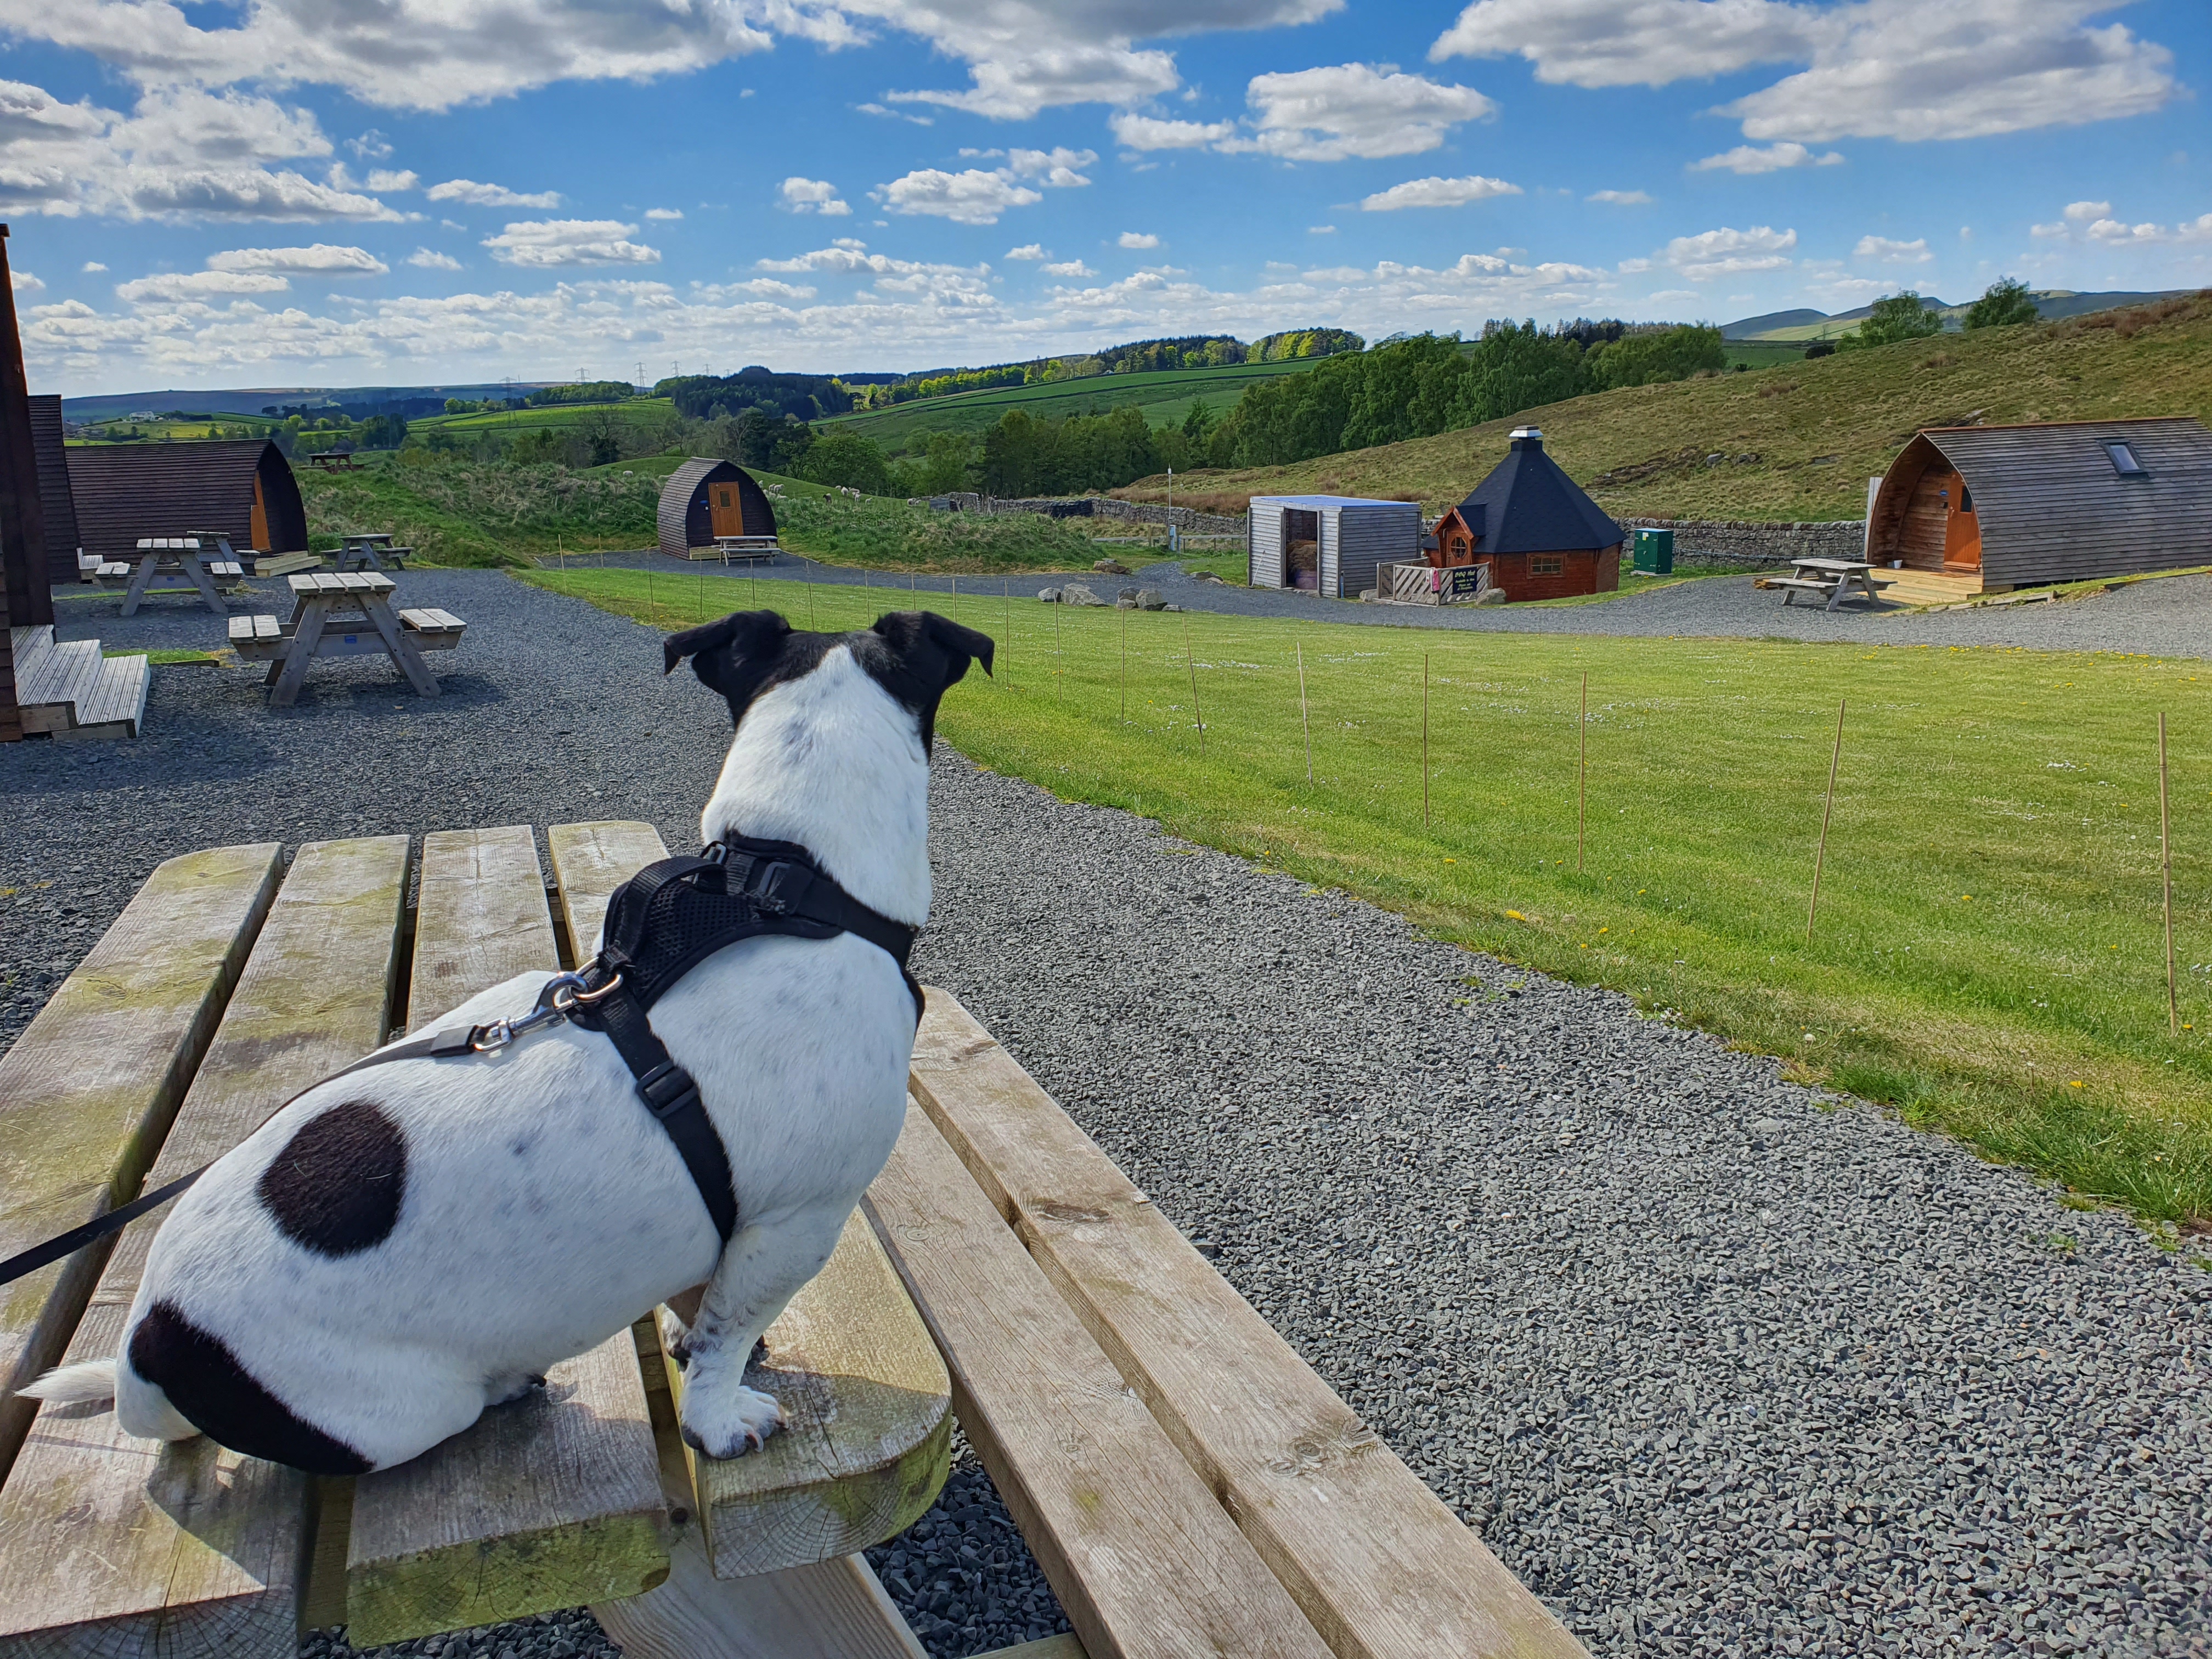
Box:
(800, 430, 891, 495)
(1965, 277, 2039, 330)
(1585, 324, 1727, 389)
(356, 413, 409, 450)
(1844, 291, 1944, 349)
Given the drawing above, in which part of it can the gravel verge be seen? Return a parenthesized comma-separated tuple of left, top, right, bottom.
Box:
(912, 752, 2212, 1659)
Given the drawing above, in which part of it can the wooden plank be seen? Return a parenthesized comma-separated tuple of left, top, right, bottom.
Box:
(679, 1208, 951, 1581)
(0, 835, 411, 1659)
(403, 826, 556, 1030)
(545, 820, 667, 958)
(864, 1103, 1334, 1659)
(342, 821, 669, 1648)
(977, 1640, 1088, 1659)
(0, 843, 281, 1480)
(592, 1314, 929, 1659)
(906, 990, 1587, 1659)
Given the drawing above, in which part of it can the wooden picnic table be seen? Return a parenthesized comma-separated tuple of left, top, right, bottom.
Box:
(1769, 555, 1894, 612)
(0, 822, 955, 1659)
(713, 535, 780, 568)
(228, 573, 465, 707)
(100, 537, 244, 616)
(331, 532, 410, 573)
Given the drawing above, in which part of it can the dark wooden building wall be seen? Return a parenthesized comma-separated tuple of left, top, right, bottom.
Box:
(67, 441, 306, 557)
(27, 396, 77, 586)
(657, 458, 779, 559)
(1484, 545, 1622, 602)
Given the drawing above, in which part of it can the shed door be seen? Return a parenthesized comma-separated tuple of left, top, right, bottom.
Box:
(250, 475, 270, 551)
(710, 483, 745, 538)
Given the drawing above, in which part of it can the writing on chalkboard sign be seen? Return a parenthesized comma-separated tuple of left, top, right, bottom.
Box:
(1446, 564, 1487, 598)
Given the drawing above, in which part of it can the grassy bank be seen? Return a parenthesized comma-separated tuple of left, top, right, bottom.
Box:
(761, 495, 1102, 572)
(526, 563, 2212, 1235)
(1131, 291, 2212, 522)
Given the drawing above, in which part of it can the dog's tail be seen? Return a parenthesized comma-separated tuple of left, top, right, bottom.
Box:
(18, 1359, 116, 1407)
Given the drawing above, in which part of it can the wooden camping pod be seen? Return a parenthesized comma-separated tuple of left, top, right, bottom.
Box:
(657, 458, 779, 560)
(66, 439, 307, 558)
(1868, 417, 2212, 585)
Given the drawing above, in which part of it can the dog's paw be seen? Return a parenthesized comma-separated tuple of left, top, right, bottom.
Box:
(658, 1306, 692, 1370)
(486, 1372, 547, 1407)
(679, 1383, 786, 1459)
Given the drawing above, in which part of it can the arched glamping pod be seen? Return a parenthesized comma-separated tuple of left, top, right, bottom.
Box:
(66, 439, 307, 568)
(657, 458, 781, 561)
(1867, 417, 2212, 601)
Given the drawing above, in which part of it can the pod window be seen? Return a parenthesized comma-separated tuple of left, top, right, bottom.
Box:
(2106, 442, 2148, 477)
(1531, 555, 1565, 575)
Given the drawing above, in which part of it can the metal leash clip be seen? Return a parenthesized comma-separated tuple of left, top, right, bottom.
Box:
(469, 969, 606, 1052)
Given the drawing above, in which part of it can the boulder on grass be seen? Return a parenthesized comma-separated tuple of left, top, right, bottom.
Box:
(1037, 587, 1062, 603)
(1093, 557, 1132, 575)
(1135, 588, 1166, 611)
(1058, 582, 1104, 607)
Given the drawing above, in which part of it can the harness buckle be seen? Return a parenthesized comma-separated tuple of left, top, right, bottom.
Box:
(634, 1059, 702, 1122)
(749, 859, 812, 917)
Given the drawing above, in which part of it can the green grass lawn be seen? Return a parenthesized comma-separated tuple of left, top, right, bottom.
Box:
(523, 562, 2212, 1238)
(823, 359, 1324, 448)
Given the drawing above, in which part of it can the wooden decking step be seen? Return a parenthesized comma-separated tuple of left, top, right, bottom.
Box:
(72, 653, 150, 739)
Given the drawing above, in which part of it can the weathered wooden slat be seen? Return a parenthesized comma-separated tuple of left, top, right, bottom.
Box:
(341, 822, 669, 1649)
(977, 1639, 1089, 1659)
(545, 820, 668, 960)
(0, 842, 282, 1480)
(403, 826, 557, 1031)
(865, 1102, 1335, 1659)
(680, 1207, 951, 1581)
(905, 989, 1587, 1659)
(0, 835, 410, 1659)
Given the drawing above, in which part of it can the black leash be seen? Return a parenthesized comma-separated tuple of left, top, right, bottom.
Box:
(0, 838, 917, 1289)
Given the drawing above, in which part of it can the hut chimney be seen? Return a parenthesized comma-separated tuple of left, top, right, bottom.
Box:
(1509, 426, 1544, 449)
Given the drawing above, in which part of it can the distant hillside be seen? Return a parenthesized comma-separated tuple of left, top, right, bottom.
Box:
(1121, 290, 2212, 522)
(1728, 289, 2190, 342)
(61, 383, 554, 422)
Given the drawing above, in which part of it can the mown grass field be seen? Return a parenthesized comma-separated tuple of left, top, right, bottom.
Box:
(1139, 292, 2212, 522)
(407, 397, 680, 439)
(526, 562, 2212, 1237)
(822, 358, 1324, 449)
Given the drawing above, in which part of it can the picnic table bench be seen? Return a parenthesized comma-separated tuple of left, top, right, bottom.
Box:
(330, 533, 411, 573)
(1763, 556, 1895, 612)
(713, 536, 781, 567)
(97, 537, 245, 616)
(228, 573, 465, 706)
(0, 825, 1589, 1659)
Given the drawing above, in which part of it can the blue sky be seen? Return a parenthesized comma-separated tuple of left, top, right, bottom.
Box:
(3, 0, 2205, 394)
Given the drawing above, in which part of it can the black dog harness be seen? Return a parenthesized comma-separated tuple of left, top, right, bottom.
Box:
(0, 837, 918, 1286)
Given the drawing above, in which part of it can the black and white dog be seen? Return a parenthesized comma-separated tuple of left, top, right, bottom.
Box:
(24, 608, 991, 1472)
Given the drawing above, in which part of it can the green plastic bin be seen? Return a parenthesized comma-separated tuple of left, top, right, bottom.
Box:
(1633, 528, 1674, 574)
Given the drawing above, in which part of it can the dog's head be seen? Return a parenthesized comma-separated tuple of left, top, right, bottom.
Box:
(664, 608, 994, 755)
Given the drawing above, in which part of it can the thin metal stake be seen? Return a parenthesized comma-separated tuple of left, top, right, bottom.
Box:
(805, 560, 815, 630)
(1184, 616, 1204, 757)
(1577, 670, 1588, 874)
(1003, 579, 1011, 687)
(1422, 651, 1431, 829)
(1296, 639, 1312, 783)
(1119, 605, 1128, 723)
(1807, 698, 1847, 942)
(1054, 600, 1063, 703)
(2162, 711, 2178, 1035)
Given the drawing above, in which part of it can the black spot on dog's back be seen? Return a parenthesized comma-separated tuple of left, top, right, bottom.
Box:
(127, 1300, 371, 1475)
(257, 1099, 407, 1256)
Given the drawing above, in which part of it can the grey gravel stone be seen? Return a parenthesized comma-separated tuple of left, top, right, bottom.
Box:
(909, 752, 2212, 1659)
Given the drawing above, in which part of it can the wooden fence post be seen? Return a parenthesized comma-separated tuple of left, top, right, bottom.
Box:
(1184, 616, 1204, 757)
(1422, 652, 1431, 830)
(1296, 640, 1312, 784)
(2162, 712, 2177, 1035)
(1807, 698, 1846, 942)
(1577, 670, 1588, 874)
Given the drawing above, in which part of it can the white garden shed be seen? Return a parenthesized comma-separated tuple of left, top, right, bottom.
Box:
(1246, 494, 1422, 599)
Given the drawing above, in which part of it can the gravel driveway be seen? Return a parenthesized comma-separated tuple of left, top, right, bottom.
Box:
(6, 571, 2208, 1658)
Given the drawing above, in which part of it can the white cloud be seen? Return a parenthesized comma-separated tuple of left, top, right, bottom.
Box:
(366, 168, 418, 191)
(1237, 63, 1494, 160)
(80, 261, 106, 273)
(1657, 223, 1797, 279)
(1854, 233, 1931, 263)
(407, 247, 464, 269)
(1006, 146, 1096, 187)
(347, 129, 393, 161)
(115, 268, 292, 302)
(2066, 199, 2112, 221)
(856, 102, 935, 126)
(874, 169, 1041, 224)
(1587, 189, 1651, 204)
(1006, 243, 1048, 259)
(1119, 232, 1161, 248)
(207, 242, 389, 275)
(427, 178, 563, 209)
(1644, 287, 1700, 303)
(1043, 259, 1097, 275)
(644, 207, 684, 220)
(10, 269, 42, 292)
(0, 80, 404, 222)
(778, 177, 852, 216)
(1359, 173, 1521, 211)
(2084, 213, 2212, 245)
(1691, 141, 1843, 173)
(482, 219, 660, 267)
(1430, 0, 2177, 144)
(1308, 224, 1335, 233)
(1110, 112, 1239, 150)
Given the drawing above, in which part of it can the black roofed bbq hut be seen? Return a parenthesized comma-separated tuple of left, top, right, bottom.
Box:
(1866, 416, 2212, 599)
(1426, 427, 1624, 603)
(65, 438, 307, 563)
(658, 458, 780, 561)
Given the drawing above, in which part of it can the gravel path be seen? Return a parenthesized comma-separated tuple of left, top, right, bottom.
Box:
(9, 571, 2209, 1657)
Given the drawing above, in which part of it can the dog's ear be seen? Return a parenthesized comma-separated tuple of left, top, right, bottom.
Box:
(664, 610, 791, 696)
(871, 610, 995, 691)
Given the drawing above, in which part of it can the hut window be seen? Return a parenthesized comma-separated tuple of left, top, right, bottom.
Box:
(2106, 442, 2147, 477)
(1532, 555, 1565, 575)
(1958, 486, 1973, 512)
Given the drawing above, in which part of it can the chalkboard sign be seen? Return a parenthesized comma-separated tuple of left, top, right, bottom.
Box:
(1446, 565, 1486, 597)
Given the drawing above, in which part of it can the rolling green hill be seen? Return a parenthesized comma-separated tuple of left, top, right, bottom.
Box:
(819, 358, 1323, 450)
(1126, 291, 2212, 521)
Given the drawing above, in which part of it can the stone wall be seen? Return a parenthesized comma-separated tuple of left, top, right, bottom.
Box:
(1616, 516, 1866, 565)
(929, 494, 1247, 537)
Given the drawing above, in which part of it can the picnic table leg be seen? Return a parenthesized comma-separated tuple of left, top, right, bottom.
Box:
(362, 593, 441, 697)
(121, 553, 157, 617)
(1825, 578, 1844, 613)
(270, 598, 330, 707)
(592, 1537, 927, 1659)
(180, 551, 229, 613)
